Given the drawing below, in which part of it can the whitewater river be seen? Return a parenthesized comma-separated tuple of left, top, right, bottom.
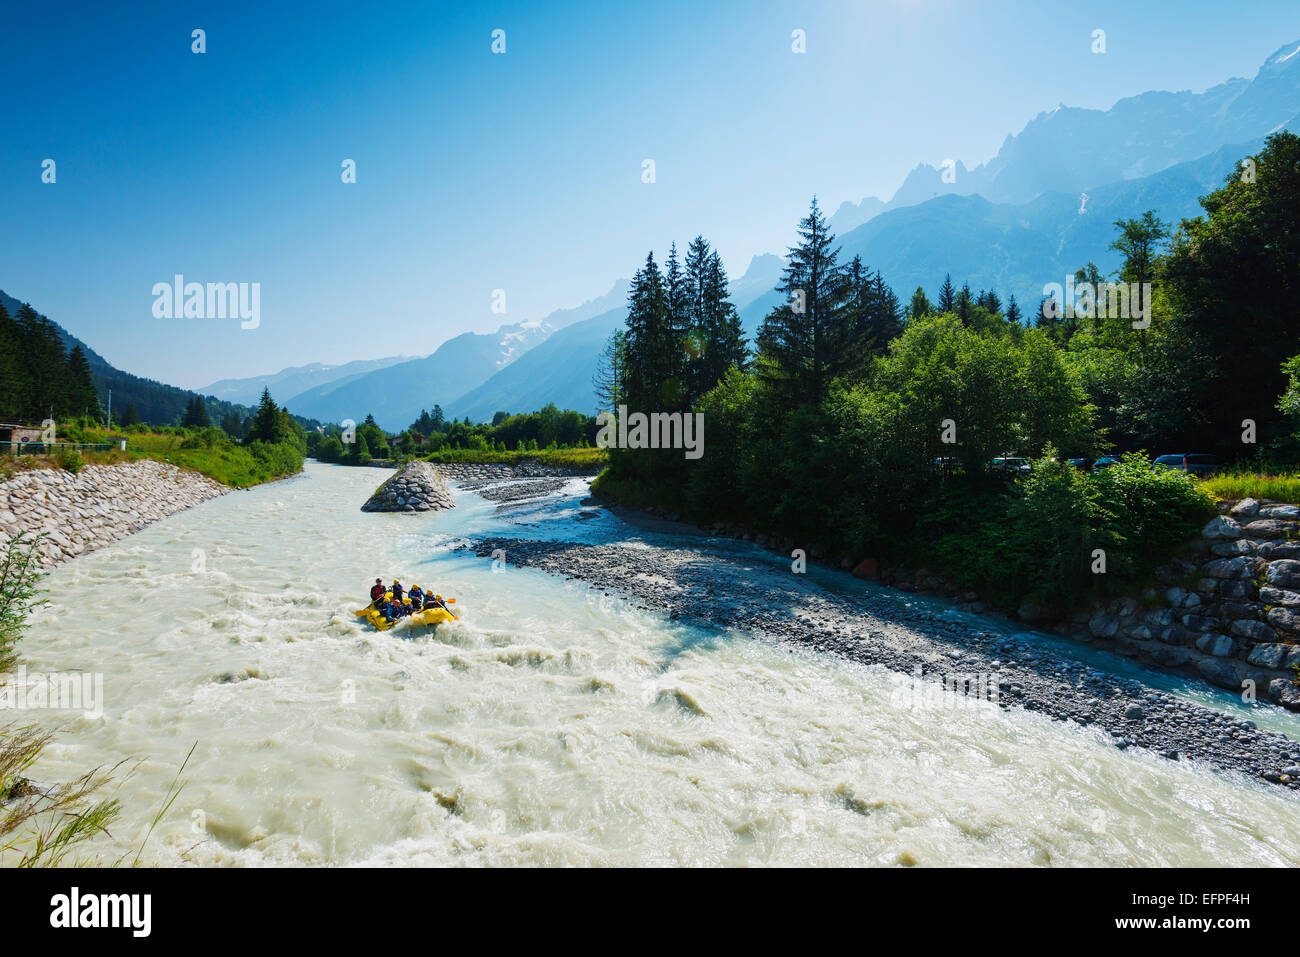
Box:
(12, 462, 1300, 866)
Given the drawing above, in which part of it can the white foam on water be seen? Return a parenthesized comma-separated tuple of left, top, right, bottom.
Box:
(10, 463, 1300, 867)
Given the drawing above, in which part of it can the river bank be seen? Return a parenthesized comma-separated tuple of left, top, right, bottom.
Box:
(15, 461, 1300, 866)
(450, 472, 1300, 791)
(0, 460, 231, 566)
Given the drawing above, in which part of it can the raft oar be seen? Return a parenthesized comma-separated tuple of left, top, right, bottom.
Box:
(434, 595, 458, 621)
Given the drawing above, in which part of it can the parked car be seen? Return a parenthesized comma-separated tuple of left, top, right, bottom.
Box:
(1092, 456, 1120, 469)
(1152, 453, 1223, 476)
(1065, 457, 1092, 471)
(990, 457, 1031, 473)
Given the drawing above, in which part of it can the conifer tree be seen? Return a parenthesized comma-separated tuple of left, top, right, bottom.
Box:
(248, 388, 281, 443)
(181, 395, 211, 428)
(64, 346, 101, 420)
(757, 198, 855, 406)
(936, 274, 957, 313)
(907, 286, 933, 321)
(1005, 294, 1022, 325)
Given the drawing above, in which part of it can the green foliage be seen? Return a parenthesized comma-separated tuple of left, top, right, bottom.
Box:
(427, 446, 607, 469)
(1201, 470, 1300, 503)
(53, 447, 83, 474)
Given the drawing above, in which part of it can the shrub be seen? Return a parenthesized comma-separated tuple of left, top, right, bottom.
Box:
(54, 447, 83, 475)
(1089, 452, 1216, 577)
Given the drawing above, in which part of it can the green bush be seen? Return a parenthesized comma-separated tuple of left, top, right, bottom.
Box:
(1089, 452, 1216, 576)
(53, 447, 83, 475)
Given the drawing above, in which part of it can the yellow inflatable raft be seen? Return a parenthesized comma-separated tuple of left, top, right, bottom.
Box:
(355, 592, 457, 632)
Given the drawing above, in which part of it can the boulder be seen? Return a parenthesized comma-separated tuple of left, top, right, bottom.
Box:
(1202, 556, 1254, 580)
(1265, 560, 1300, 589)
(1196, 657, 1240, 690)
(1267, 679, 1300, 710)
(1266, 605, 1300, 636)
(1201, 515, 1243, 539)
(360, 461, 456, 513)
(851, 557, 879, 579)
(1194, 633, 1236, 658)
(1258, 586, 1300, 607)
(1260, 505, 1300, 521)
(1231, 619, 1276, 644)
(1088, 613, 1119, 639)
(1209, 540, 1254, 557)
(1229, 498, 1261, 519)
(1219, 580, 1258, 600)
(1242, 519, 1298, 541)
(1246, 642, 1300, 670)
(1257, 541, 1300, 561)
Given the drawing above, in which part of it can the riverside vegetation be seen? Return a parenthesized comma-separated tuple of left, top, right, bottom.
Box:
(309, 404, 605, 469)
(5, 388, 307, 489)
(594, 133, 1300, 621)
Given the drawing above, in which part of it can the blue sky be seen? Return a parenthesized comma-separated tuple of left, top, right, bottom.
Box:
(1, 0, 1296, 388)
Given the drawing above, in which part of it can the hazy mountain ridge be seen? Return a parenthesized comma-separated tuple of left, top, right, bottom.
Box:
(886, 39, 1300, 208)
(199, 357, 414, 407)
(281, 279, 632, 428)
(0, 290, 286, 426)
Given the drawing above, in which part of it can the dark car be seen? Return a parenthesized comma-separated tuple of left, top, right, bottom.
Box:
(1065, 457, 1092, 471)
(1093, 456, 1120, 469)
(990, 457, 1031, 473)
(1152, 453, 1222, 476)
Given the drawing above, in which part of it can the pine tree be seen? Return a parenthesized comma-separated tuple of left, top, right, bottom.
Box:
(119, 402, 141, 427)
(937, 274, 956, 313)
(977, 289, 1002, 313)
(1005, 294, 1023, 325)
(757, 198, 852, 406)
(16, 304, 70, 420)
(662, 243, 690, 408)
(623, 251, 674, 412)
(182, 395, 211, 428)
(248, 388, 281, 443)
(593, 329, 628, 412)
(702, 250, 747, 382)
(0, 302, 26, 416)
(64, 346, 101, 421)
(683, 237, 747, 401)
(220, 411, 242, 437)
(956, 283, 973, 325)
(908, 286, 933, 321)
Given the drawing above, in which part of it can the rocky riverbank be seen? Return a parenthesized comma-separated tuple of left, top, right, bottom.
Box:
(446, 473, 1300, 790)
(0, 460, 231, 566)
(361, 461, 455, 513)
(462, 533, 1300, 789)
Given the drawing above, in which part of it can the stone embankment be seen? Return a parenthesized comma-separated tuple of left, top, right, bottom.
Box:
(617, 497, 1300, 712)
(431, 460, 602, 480)
(0, 461, 231, 567)
(1069, 499, 1300, 710)
(360, 461, 455, 512)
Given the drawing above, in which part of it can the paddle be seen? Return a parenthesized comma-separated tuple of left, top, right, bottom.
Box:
(433, 595, 458, 621)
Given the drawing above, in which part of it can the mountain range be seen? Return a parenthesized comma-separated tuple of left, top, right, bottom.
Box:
(9, 40, 1300, 432)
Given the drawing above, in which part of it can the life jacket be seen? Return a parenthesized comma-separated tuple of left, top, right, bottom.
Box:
(391, 584, 404, 600)
(409, 587, 423, 603)
(370, 584, 385, 603)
